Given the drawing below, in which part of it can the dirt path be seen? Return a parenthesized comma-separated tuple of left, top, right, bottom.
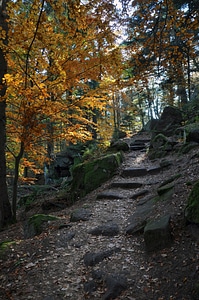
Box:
(1, 132, 199, 300)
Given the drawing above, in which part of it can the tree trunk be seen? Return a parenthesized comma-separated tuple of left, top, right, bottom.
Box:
(0, 0, 12, 227)
(12, 142, 24, 222)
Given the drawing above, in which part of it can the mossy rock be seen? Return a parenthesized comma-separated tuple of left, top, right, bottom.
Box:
(157, 183, 174, 196)
(109, 140, 129, 152)
(153, 182, 175, 203)
(0, 241, 15, 258)
(151, 133, 168, 149)
(149, 133, 173, 159)
(24, 214, 60, 238)
(185, 181, 199, 224)
(70, 152, 124, 198)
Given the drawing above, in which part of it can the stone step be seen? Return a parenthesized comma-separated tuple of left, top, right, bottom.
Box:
(129, 139, 150, 151)
(110, 182, 143, 189)
(88, 222, 120, 236)
(122, 166, 162, 177)
(147, 166, 162, 175)
(96, 191, 124, 200)
(130, 139, 150, 146)
(131, 189, 149, 200)
(121, 168, 148, 177)
(130, 145, 146, 151)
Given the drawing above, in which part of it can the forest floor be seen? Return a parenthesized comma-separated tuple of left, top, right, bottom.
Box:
(1, 132, 199, 300)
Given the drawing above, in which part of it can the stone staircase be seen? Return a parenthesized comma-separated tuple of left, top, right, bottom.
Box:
(68, 133, 173, 299)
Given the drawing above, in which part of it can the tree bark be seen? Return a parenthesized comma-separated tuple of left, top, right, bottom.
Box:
(12, 143, 24, 222)
(0, 0, 12, 227)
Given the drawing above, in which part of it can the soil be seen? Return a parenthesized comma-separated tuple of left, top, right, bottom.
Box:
(1, 132, 199, 300)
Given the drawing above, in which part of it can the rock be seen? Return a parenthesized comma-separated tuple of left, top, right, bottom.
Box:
(161, 106, 183, 124)
(57, 231, 75, 248)
(126, 197, 155, 235)
(88, 223, 120, 236)
(84, 280, 98, 294)
(149, 133, 173, 159)
(109, 140, 129, 151)
(70, 208, 92, 222)
(126, 219, 147, 235)
(151, 106, 183, 137)
(157, 182, 174, 196)
(70, 152, 124, 198)
(121, 168, 148, 177)
(92, 269, 105, 280)
(96, 191, 124, 200)
(144, 215, 172, 252)
(150, 133, 169, 149)
(110, 181, 143, 189)
(185, 181, 199, 224)
(83, 248, 120, 267)
(159, 159, 173, 168)
(147, 166, 162, 175)
(131, 189, 149, 200)
(149, 106, 183, 158)
(24, 214, 60, 239)
(103, 274, 128, 300)
(186, 128, 199, 143)
(130, 139, 149, 151)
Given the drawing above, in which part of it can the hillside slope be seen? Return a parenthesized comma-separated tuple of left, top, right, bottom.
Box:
(1, 131, 199, 300)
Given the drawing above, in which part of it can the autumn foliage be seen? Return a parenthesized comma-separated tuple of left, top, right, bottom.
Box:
(0, 0, 123, 220)
(123, 0, 199, 110)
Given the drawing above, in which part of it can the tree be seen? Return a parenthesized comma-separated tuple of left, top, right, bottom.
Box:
(0, 0, 13, 227)
(3, 0, 122, 221)
(122, 0, 199, 110)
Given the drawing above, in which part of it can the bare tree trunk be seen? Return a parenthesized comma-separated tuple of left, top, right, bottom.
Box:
(0, 0, 12, 227)
(12, 142, 24, 222)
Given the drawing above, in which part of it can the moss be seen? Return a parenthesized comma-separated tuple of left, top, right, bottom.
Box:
(151, 133, 168, 148)
(0, 241, 15, 258)
(70, 152, 124, 198)
(28, 214, 60, 235)
(83, 152, 122, 191)
(185, 181, 199, 224)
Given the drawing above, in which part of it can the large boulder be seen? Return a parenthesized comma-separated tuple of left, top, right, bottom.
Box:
(150, 106, 183, 137)
(185, 181, 199, 224)
(70, 152, 124, 198)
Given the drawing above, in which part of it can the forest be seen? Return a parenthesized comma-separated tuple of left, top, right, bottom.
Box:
(0, 0, 198, 227)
